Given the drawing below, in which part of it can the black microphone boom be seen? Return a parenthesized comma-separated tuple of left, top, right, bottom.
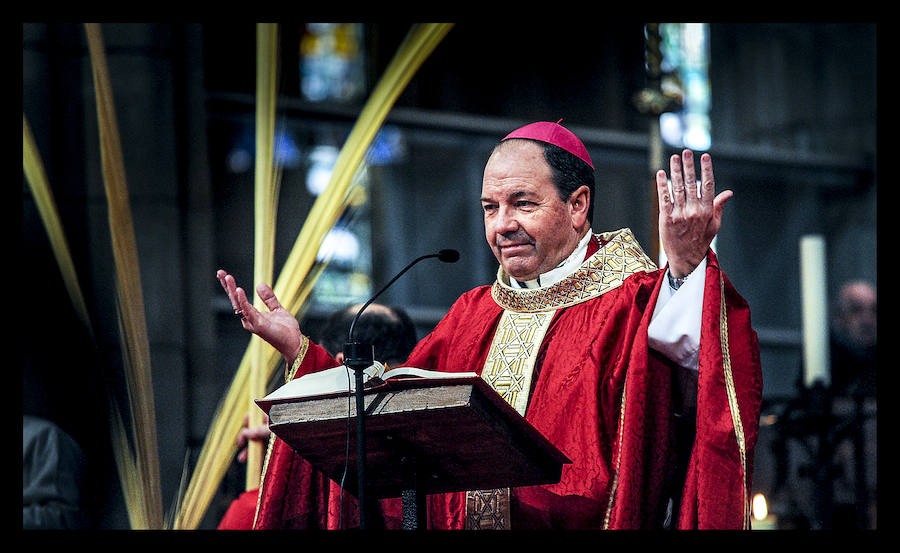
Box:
(346, 249, 459, 344)
(341, 248, 458, 529)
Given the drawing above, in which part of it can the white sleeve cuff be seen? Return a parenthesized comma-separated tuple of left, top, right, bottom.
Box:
(648, 257, 707, 370)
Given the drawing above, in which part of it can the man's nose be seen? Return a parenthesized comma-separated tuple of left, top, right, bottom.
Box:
(494, 206, 519, 234)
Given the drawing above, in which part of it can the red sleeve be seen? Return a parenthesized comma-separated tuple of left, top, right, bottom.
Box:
(253, 338, 344, 529)
(677, 250, 763, 529)
(217, 489, 259, 530)
(604, 252, 762, 530)
(252, 338, 406, 529)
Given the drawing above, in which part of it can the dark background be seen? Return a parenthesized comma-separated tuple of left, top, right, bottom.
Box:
(22, 22, 877, 529)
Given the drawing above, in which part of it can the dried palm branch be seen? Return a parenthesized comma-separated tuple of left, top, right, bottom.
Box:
(247, 21, 281, 492)
(171, 22, 453, 529)
(273, 23, 453, 313)
(22, 114, 93, 335)
(84, 22, 163, 529)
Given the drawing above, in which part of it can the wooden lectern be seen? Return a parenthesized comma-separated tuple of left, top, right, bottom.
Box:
(257, 375, 570, 529)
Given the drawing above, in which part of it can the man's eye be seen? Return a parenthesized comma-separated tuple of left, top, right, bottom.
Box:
(516, 200, 536, 208)
(482, 204, 497, 212)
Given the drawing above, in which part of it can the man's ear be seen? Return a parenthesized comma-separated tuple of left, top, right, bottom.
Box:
(569, 185, 591, 229)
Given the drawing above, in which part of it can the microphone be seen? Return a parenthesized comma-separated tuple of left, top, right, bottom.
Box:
(344, 248, 459, 366)
(340, 248, 458, 530)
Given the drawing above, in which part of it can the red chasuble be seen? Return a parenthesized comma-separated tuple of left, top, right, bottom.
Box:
(251, 229, 762, 530)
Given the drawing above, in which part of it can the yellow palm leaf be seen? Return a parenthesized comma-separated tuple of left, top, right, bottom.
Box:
(84, 22, 163, 530)
(22, 114, 93, 335)
(171, 22, 453, 530)
(247, 21, 280, 492)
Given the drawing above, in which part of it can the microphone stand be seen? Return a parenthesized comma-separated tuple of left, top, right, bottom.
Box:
(342, 342, 374, 529)
(342, 249, 459, 529)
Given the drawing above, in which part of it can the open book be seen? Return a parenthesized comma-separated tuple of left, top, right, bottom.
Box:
(257, 361, 478, 407)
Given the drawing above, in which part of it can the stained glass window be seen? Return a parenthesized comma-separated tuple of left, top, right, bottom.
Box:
(658, 23, 712, 150)
(295, 23, 375, 310)
(299, 23, 365, 103)
(304, 125, 409, 312)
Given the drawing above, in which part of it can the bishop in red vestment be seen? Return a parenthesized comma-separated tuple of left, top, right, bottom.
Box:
(217, 121, 762, 530)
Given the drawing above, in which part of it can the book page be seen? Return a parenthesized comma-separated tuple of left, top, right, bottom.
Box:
(261, 362, 385, 402)
(258, 364, 479, 406)
(382, 367, 479, 380)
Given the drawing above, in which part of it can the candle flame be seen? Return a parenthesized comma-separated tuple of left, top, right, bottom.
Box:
(752, 493, 768, 520)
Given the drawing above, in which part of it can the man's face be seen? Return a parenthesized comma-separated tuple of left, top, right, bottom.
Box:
(838, 283, 877, 348)
(481, 141, 583, 281)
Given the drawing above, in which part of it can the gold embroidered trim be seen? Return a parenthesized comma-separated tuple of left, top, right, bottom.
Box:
(471, 228, 654, 530)
(481, 310, 556, 415)
(718, 271, 750, 529)
(465, 488, 511, 529)
(285, 335, 311, 382)
(602, 377, 628, 529)
(253, 334, 310, 528)
(466, 310, 554, 529)
(491, 228, 656, 313)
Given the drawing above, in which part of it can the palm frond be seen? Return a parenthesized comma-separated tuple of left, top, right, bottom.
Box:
(171, 22, 453, 529)
(247, 21, 281, 491)
(84, 22, 163, 530)
(22, 114, 93, 335)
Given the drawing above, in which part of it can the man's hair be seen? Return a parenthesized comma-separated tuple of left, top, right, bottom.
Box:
(318, 304, 418, 367)
(497, 138, 596, 226)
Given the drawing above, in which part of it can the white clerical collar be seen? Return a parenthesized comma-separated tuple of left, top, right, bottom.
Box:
(511, 229, 594, 289)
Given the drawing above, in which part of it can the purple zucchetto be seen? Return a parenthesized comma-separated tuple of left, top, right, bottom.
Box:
(502, 119, 594, 169)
